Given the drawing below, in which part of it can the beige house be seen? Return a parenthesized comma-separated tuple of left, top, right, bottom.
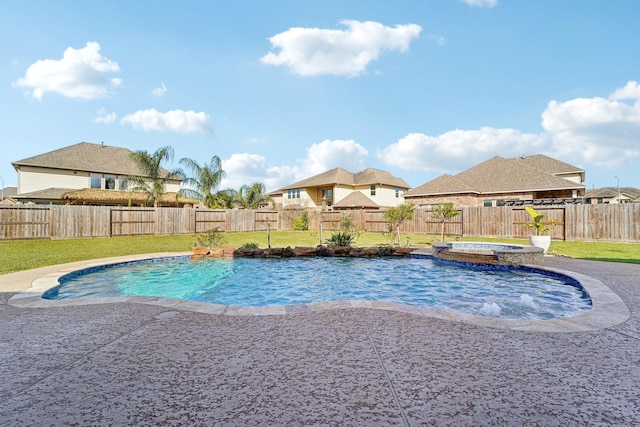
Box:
(403, 154, 585, 208)
(584, 187, 640, 204)
(11, 142, 186, 206)
(271, 167, 410, 210)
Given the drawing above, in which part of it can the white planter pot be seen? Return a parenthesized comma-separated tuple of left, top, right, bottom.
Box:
(529, 235, 551, 253)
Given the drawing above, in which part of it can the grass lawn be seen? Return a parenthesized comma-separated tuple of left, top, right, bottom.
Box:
(0, 231, 638, 275)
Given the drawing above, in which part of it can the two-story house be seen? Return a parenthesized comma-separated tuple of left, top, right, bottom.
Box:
(11, 142, 186, 206)
(271, 167, 410, 210)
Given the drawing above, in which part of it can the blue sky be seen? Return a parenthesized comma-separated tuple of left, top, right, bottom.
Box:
(2, 0, 639, 193)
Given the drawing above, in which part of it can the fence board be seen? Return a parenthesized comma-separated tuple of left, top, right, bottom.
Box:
(1, 204, 639, 242)
(0, 206, 50, 239)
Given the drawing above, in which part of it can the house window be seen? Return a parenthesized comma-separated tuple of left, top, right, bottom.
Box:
(483, 200, 494, 207)
(105, 175, 116, 190)
(370, 185, 376, 196)
(90, 173, 101, 189)
(119, 177, 129, 190)
(321, 188, 333, 201)
(395, 187, 399, 198)
(288, 189, 300, 199)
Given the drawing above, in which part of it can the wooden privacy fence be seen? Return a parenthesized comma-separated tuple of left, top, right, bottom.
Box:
(0, 204, 639, 242)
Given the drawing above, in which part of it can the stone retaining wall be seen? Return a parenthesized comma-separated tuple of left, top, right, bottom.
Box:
(191, 245, 415, 259)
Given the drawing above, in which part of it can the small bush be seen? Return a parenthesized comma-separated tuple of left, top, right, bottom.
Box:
(339, 213, 362, 243)
(325, 231, 356, 247)
(196, 227, 227, 248)
(292, 212, 309, 231)
(241, 242, 260, 249)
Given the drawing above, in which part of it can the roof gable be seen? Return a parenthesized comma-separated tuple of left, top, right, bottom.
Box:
(333, 191, 378, 208)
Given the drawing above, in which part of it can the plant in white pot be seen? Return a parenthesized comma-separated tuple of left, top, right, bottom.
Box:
(525, 206, 554, 253)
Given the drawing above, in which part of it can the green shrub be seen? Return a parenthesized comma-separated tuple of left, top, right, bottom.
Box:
(240, 242, 260, 249)
(339, 214, 356, 232)
(292, 212, 309, 231)
(196, 227, 227, 248)
(325, 231, 356, 247)
(338, 213, 362, 242)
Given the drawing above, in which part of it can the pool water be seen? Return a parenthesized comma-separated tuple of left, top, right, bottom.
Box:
(46, 256, 592, 320)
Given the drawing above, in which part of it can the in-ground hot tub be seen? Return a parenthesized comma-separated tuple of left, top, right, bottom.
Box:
(431, 241, 544, 265)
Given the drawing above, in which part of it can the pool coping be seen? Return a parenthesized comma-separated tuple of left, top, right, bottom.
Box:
(6, 250, 630, 333)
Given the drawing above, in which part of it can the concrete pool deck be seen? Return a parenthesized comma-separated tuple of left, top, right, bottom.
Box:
(0, 254, 639, 425)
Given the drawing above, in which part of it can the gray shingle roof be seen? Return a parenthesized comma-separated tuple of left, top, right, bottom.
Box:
(516, 154, 584, 176)
(405, 154, 584, 197)
(12, 188, 75, 200)
(12, 142, 177, 178)
(405, 174, 478, 196)
(279, 167, 409, 191)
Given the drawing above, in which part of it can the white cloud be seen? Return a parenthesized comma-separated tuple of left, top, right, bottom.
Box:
(608, 80, 640, 101)
(220, 139, 370, 192)
(297, 139, 368, 177)
(13, 42, 122, 100)
(378, 128, 548, 173)
(461, 0, 498, 8)
(541, 93, 640, 168)
(260, 20, 422, 77)
(379, 81, 640, 173)
(152, 82, 167, 97)
(94, 107, 117, 124)
(221, 153, 295, 191)
(120, 109, 212, 134)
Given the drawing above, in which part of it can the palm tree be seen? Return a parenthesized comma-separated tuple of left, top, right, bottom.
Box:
(236, 182, 273, 209)
(212, 188, 239, 209)
(179, 156, 225, 208)
(128, 146, 181, 207)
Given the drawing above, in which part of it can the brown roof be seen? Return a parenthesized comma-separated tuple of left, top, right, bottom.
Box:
(405, 155, 584, 197)
(279, 167, 409, 191)
(12, 142, 179, 179)
(332, 192, 379, 209)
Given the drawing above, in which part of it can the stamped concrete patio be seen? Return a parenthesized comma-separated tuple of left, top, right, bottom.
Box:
(0, 255, 638, 426)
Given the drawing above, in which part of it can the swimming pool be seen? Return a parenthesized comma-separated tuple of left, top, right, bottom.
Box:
(44, 255, 591, 320)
